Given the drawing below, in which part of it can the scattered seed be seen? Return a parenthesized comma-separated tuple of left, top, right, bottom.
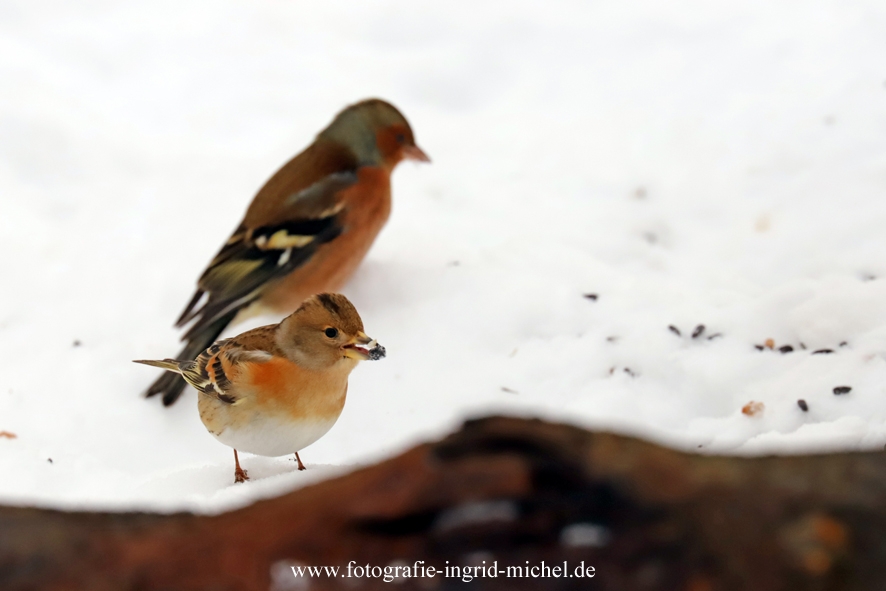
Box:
(839, 341, 848, 347)
(73, 340, 81, 347)
(813, 349, 834, 355)
(500, 387, 518, 394)
(47, 458, 53, 464)
(797, 399, 809, 412)
(861, 273, 877, 282)
(668, 325, 682, 337)
(764, 338, 775, 349)
(754, 345, 765, 351)
(606, 336, 619, 343)
(833, 386, 851, 395)
(634, 187, 647, 199)
(623, 368, 637, 378)
(691, 324, 705, 339)
(608, 367, 615, 375)
(755, 215, 771, 233)
(799, 343, 807, 350)
(0, 431, 16, 439)
(707, 333, 722, 340)
(448, 261, 460, 267)
(583, 293, 598, 301)
(742, 401, 765, 416)
(779, 345, 794, 354)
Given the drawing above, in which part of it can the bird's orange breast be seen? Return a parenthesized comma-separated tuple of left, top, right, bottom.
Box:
(243, 357, 294, 399)
(240, 357, 348, 420)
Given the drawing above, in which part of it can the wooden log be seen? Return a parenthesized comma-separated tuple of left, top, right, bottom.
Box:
(2, 415, 886, 590)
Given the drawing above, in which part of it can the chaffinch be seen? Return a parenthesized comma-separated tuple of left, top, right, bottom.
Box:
(135, 293, 385, 483)
(146, 98, 428, 406)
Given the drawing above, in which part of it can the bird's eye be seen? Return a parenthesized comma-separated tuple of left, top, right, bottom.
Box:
(395, 133, 406, 144)
(324, 327, 339, 338)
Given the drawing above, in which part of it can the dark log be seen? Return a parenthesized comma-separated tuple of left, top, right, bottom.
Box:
(2, 415, 886, 590)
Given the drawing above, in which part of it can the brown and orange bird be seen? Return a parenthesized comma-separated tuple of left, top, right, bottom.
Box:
(136, 293, 385, 483)
(146, 98, 428, 406)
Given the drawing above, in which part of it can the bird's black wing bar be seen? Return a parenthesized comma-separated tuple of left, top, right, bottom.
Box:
(175, 171, 358, 330)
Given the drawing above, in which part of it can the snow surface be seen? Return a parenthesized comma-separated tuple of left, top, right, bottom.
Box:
(2, 0, 886, 513)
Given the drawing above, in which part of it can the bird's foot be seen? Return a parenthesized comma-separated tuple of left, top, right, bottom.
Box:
(233, 449, 249, 483)
(295, 452, 306, 471)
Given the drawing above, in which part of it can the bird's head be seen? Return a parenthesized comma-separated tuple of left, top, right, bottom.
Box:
(277, 293, 386, 370)
(319, 98, 430, 170)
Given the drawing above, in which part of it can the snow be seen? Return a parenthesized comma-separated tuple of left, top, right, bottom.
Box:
(2, 0, 886, 512)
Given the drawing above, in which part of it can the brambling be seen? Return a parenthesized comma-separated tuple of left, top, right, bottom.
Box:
(135, 293, 385, 483)
(146, 98, 428, 406)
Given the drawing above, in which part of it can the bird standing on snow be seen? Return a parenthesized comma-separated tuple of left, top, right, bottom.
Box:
(146, 98, 428, 406)
(135, 293, 385, 483)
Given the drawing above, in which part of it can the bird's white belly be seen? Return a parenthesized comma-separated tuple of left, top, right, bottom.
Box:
(211, 414, 340, 457)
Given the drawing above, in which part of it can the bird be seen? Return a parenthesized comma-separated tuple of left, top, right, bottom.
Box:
(135, 293, 386, 483)
(145, 98, 428, 406)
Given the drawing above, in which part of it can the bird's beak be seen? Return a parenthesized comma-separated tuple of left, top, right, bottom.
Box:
(343, 331, 386, 361)
(402, 144, 431, 163)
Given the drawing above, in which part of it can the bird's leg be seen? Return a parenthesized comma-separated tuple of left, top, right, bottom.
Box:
(233, 449, 249, 483)
(294, 452, 306, 471)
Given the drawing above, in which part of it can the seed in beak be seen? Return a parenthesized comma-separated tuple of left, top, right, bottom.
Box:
(368, 344, 386, 360)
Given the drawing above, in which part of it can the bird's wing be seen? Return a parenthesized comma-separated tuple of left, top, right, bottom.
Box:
(175, 146, 359, 339)
(182, 339, 234, 403)
(189, 334, 280, 404)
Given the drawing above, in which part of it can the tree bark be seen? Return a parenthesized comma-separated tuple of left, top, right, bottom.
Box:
(2, 415, 885, 590)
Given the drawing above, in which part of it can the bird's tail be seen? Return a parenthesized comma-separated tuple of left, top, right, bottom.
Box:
(143, 309, 237, 406)
(133, 358, 185, 372)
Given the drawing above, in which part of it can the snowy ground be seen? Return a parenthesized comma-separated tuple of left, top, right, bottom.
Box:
(2, 0, 886, 513)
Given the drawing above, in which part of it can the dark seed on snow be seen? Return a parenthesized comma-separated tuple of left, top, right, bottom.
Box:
(797, 399, 808, 412)
(839, 341, 848, 347)
(779, 345, 794, 354)
(668, 325, 682, 337)
(813, 349, 834, 355)
(707, 333, 722, 340)
(833, 386, 852, 395)
(583, 293, 598, 301)
(754, 345, 765, 351)
(691, 325, 705, 339)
